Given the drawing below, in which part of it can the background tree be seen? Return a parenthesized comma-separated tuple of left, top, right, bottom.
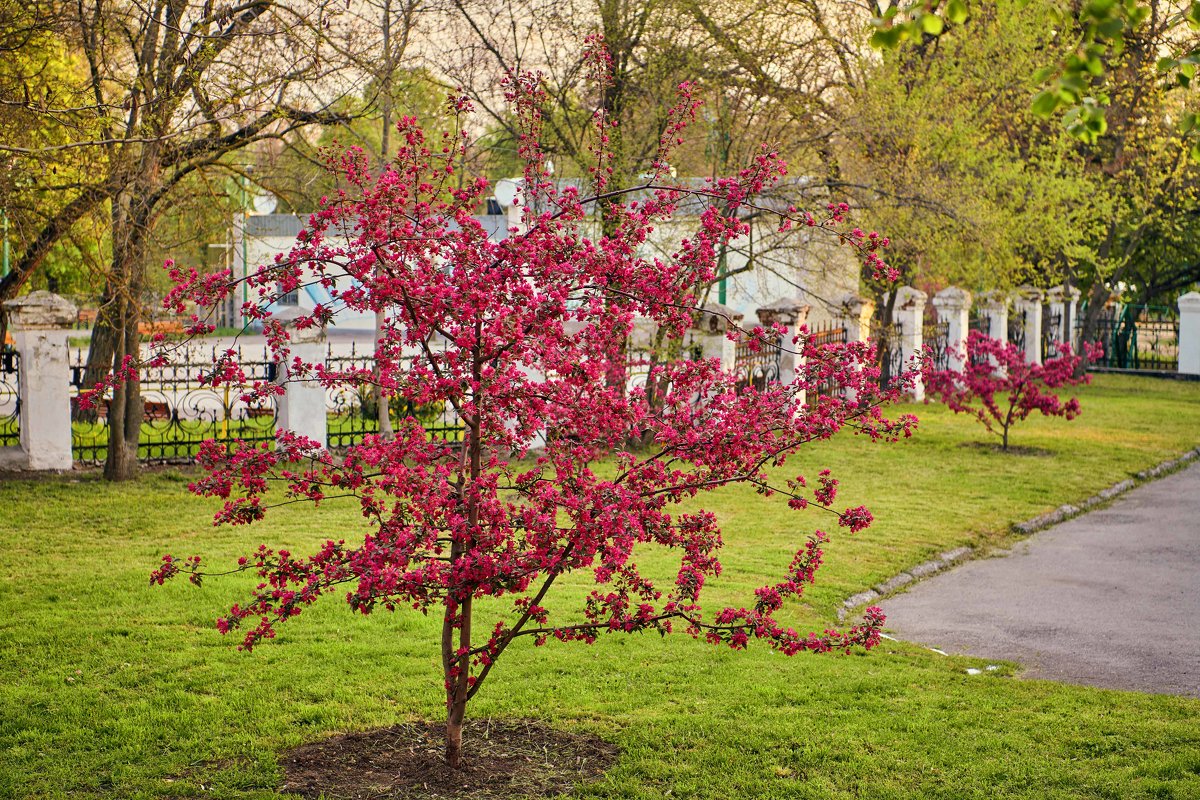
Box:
(0, 0, 372, 479)
(870, 0, 1200, 344)
(843, 0, 1109, 315)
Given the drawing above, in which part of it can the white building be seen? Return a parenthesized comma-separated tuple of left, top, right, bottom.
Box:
(230, 195, 858, 333)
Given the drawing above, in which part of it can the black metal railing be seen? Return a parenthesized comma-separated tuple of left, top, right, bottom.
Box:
(69, 346, 279, 465)
(1081, 305, 1179, 371)
(968, 309, 991, 336)
(923, 320, 951, 371)
(734, 337, 782, 391)
(1, 348, 19, 448)
(1008, 308, 1027, 356)
(325, 344, 463, 449)
(870, 320, 904, 388)
(806, 321, 848, 399)
(1041, 306, 1064, 361)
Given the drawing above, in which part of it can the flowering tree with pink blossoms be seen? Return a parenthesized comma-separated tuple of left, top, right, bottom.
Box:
(924, 330, 1102, 451)
(133, 60, 917, 768)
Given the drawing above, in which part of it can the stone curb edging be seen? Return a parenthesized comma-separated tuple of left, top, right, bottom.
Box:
(836, 445, 1200, 622)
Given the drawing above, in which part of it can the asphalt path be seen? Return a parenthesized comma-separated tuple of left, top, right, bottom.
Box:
(882, 459, 1200, 697)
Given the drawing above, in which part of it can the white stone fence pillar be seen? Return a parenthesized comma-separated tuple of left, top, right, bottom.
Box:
(687, 303, 743, 372)
(275, 310, 328, 450)
(836, 293, 875, 403)
(893, 286, 926, 400)
(755, 297, 810, 405)
(975, 291, 1009, 345)
(933, 286, 972, 373)
(1045, 284, 1081, 356)
(1014, 286, 1044, 365)
(1179, 292, 1200, 376)
(974, 290, 1010, 375)
(838, 293, 875, 346)
(1, 291, 77, 470)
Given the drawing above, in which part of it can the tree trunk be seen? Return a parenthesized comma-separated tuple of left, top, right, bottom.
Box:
(100, 187, 151, 481)
(76, 295, 122, 423)
(103, 295, 142, 481)
(444, 595, 472, 769)
(1075, 280, 1113, 378)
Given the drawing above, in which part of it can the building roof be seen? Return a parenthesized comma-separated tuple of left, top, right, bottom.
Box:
(246, 214, 305, 238)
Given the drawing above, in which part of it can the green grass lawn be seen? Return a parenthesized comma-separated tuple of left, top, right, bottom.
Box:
(2, 374, 1199, 799)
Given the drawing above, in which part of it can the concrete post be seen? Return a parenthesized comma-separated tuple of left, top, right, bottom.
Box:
(687, 303, 744, 371)
(975, 290, 1009, 344)
(1179, 292, 1200, 376)
(2, 291, 77, 470)
(893, 286, 927, 400)
(837, 293, 875, 404)
(933, 286, 972, 373)
(275, 309, 328, 450)
(1014, 286, 1044, 365)
(756, 297, 810, 405)
(755, 297, 810, 382)
(974, 290, 1010, 375)
(838, 293, 875, 345)
(1045, 285, 1079, 355)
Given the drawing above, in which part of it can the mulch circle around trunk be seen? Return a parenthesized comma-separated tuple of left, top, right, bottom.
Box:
(959, 441, 1054, 456)
(279, 719, 619, 800)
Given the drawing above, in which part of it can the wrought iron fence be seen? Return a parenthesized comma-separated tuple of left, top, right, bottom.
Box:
(625, 342, 658, 396)
(1, 348, 19, 448)
(325, 344, 463, 449)
(69, 346, 279, 465)
(923, 320, 952, 371)
(1041, 306, 1064, 361)
(870, 320, 904, 388)
(968, 309, 991, 335)
(1008, 308, 1027, 355)
(734, 337, 782, 391)
(806, 321, 848, 399)
(1081, 305, 1179, 371)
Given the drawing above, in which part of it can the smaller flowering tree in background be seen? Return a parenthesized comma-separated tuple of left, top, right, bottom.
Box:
(128, 50, 919, 769)
(924, 330, 1102, 450)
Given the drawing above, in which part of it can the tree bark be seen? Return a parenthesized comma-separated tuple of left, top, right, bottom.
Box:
(372, 0, 396, 442)
(444, 595, 472, 769)
(99, 185, 152, 480)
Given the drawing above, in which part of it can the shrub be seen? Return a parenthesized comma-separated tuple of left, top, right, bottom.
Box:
(924, 330, 1100, 450)
(140, 62, 914, 768)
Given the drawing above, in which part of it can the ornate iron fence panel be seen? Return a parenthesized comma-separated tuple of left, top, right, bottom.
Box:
(923, 321, 952, 371)
(625, 341, 656, 396)
(325, 345, 464, 448)
(734, 337, 782, 392)
(870, 321, 904, 389)
(69, 346, 279, 465)
(1041, 306, 1064, 360)
(1008, 308, 1027, 355)
(968, 309, 991, 336)
(1085, 305, 1179, 371)
(806, 321, 848, 399)
(1, 348, 19, 448)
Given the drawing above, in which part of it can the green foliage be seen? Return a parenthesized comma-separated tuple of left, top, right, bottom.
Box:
(873, 0, 1200, 153)
(264, 70, 457, 213)
(846, 0, 1109, 294)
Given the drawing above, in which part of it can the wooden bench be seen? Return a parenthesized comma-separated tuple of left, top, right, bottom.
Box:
(72, 397, 171, 421)
(138, 320, 185, 336)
